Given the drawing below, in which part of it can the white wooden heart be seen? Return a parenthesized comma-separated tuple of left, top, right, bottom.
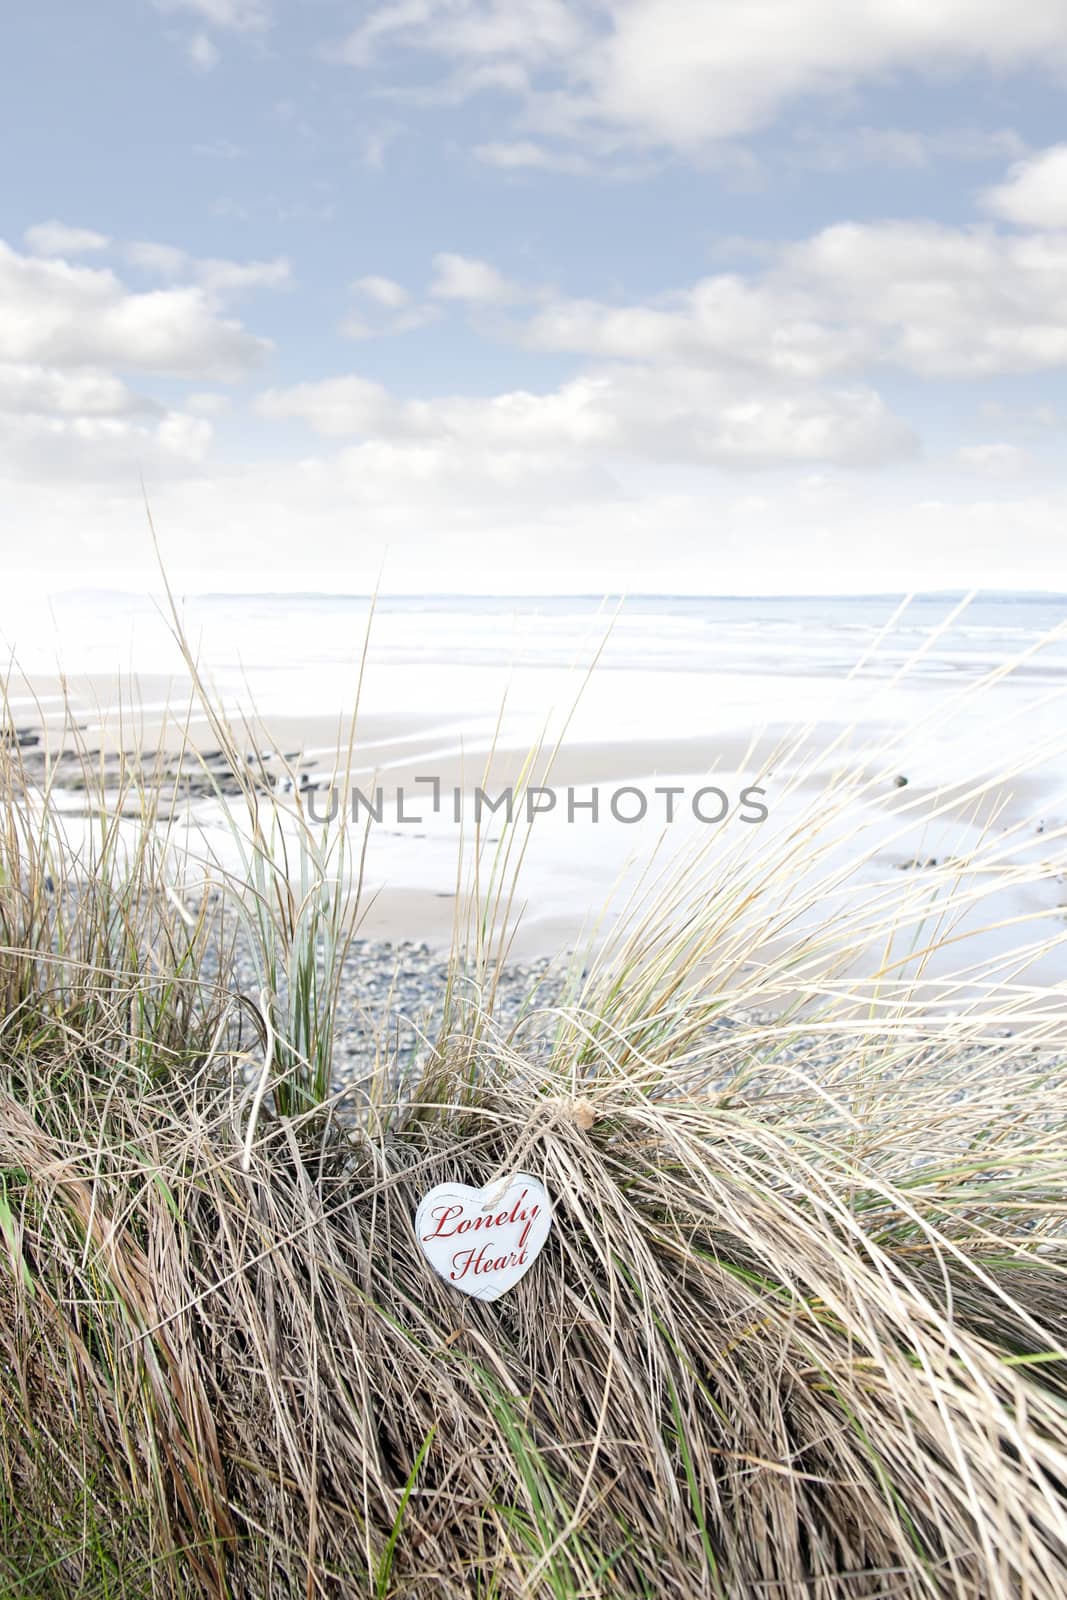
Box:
(415, 1173, 553, 1302)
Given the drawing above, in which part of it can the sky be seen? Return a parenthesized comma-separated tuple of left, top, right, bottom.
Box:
(2, 0, 1067, 595)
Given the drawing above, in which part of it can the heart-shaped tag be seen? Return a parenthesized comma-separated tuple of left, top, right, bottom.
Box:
(414, 1173, 553, 1301)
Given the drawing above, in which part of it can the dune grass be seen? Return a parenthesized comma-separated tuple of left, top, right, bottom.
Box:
(0, 621, 1066, 1598)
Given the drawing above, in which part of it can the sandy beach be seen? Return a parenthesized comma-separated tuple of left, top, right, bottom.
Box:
(3, 591, 1065, 1008)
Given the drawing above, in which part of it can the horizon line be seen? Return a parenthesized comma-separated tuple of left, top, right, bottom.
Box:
(44, 586, 1067, 604)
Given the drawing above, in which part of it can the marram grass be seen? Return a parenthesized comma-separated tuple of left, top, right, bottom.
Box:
(0, 637, 1066, 1598)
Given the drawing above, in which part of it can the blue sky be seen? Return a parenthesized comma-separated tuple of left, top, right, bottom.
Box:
(3, 0, 1067, 593)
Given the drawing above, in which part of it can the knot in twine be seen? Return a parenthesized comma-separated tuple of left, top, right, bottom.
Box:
(480, 1096, 597, 1211)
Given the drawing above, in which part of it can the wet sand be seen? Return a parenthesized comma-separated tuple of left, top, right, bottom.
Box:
(4, 668, 1065, 1005)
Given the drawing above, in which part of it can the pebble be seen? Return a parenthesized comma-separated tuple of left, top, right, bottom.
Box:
(202, 930, 572, 1107)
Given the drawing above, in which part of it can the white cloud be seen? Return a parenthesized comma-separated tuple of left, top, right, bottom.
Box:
(0, 237, 265, 490)
(783, 222, 1067, 376)
(0, 409, 213, 483)
(787, 125, 1026, 174)
(198, 257, 292, 295)
(7, 460, 1067, 597)
(24, 221, 111, 257)
(524, 275, 867, 378)
(474, 139, 565, 168)
(336, 0, 583, 70)
(341, 276, 439, 338)
(125, 242, 292, 297)
(586, 1, 1067, 146)
(256, 364, 915, 469)
(188, 32, 221, 72)
(193, 137, 244, 159)
(360, 122, 405, 168)
(186, 391, 232, 415)
(430, 252, 523, 303)
(0, 364, 156, 418)
(254, 203, 1067, 485)
(335, 0, 1067, 156)
(472, 140, 614, 177)
(127, 241, 191, 277)
(339, 306, 440, 339)
(954, 442, 1028, 475)
(257, 376, 391, 436)
(983, 144, 1067, 229)
(156, 413, 214, 459)
(352, 274, 411, 309)
(154, 0, 268, 30)
(0, 240, 271, 379)
(521, 220, 1067, 379)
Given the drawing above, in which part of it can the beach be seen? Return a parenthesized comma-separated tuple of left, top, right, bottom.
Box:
(3, 589, 1065, 1008)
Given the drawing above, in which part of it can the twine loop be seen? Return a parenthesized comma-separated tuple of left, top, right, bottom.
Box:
(480, 1095, 598, 1209)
